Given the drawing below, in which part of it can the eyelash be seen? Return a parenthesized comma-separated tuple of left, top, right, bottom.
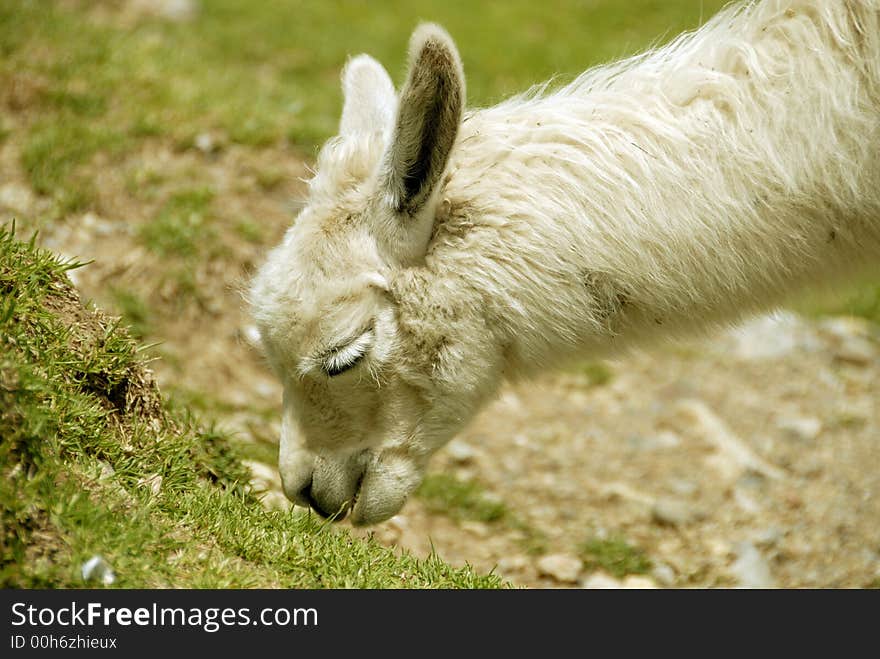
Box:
(324, 350, 366, 377)
(322, 328, 374, 377)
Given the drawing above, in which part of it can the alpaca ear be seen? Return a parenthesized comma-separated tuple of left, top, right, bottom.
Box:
(339, 54, 397, 136)
(381, 23, 465, 216)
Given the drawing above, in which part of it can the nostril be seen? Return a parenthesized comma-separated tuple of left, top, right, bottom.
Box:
(290, 477, 313, 508)
(299, 482, 349, 522)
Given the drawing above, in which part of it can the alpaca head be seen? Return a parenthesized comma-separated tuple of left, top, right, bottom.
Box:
(250, 25, 498, 525)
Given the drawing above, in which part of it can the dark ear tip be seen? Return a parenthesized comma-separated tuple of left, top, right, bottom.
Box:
(408, 22, 462, 69)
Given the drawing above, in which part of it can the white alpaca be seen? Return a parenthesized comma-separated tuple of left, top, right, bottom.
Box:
(250, 0, 880, 525)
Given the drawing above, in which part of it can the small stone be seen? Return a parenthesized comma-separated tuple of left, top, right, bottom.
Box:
(628, 431, 681, 450)
(651, 498, 695, 526)
(243, 460, 280, 488)
(776, 416, 822, 442)
(730, 541, 775, 588)
(733, 487, 761, 515)
(136, 473, 163, 496)
(751, 527, 783, 548)
(460, 521, 490, 538)
(98, 461, 115, 481)
(651, 562, 677, 587)
(833, 336, 875, 366)
(668, 478, 698, 497)
(707, 537, 732, 558)
(0, 182, 35, 213)
(622, 575, 658, 589)
(499, 391, 524, 412)
(581, 572, 622, 589)
(819, 316, 872, 340)
(194, 132, 216, 154)
(671, 399, 785, 483)
(259, 491, 291, 511)
(818, 318, 877, 365)
(254, 379, 278, 400)
(129, 0, 200, 22)
(536, 553, 583, 584)
(497, 555, 530, 575)
(81, 555, 115, 585)
(598, 481, 655, 507)
(725, 312, 820, 360)
(447, 440, 476, 464)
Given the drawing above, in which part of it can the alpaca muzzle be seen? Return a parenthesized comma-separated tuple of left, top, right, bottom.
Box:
(280, 446, 424, 526)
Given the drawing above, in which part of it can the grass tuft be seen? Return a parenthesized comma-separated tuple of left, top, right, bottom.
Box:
(0, 224, 502, 588)
(417, 474, 508, 523)
(580, 535, 652, 578)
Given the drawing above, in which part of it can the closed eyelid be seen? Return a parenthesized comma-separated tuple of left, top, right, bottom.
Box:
(321, 326, 374, 376)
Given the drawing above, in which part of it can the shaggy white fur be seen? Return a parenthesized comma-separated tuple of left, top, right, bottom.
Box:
(250, 0, 880, 525)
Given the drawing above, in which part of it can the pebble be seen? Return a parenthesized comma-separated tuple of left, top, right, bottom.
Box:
(672, 399, 785, 483)
(497, 555, 530, 575)
(751, 527, 783, 548)
(243, 459, 283, 506)
(81, 211, 114, 236)
(194, 132, 217, 154)
(651, 498, 696, 526)
(259, 491, 291, 511)
(733, 488, 762, 515)
(628, 431, 681, 451)
(833, 336, 876, 366)
(241, 324, 262, 348)
(819, 316, 872, 340)
(253, 379, 278, 400)
(81, 555, 115, 585)
(581, 572, 622, 589)
(668, 478, 698, 497)
(819, 317, 877, 365)
(707, 537, 732, 558)
(621, 575, 658, 589)
(98, 461, 115, 481)
(128, 0, 200, 22)
(651, 562, 677, 587)
(447, 440, 477, 464)
(136, 473, 163, 496)
(460, 521, 490, 538)
(0, 182, 35, 214)
(598, 481, 655, 507)
(536, 553, 583, 584)
(725, 312, 820, 360)
(776, 416, 822, 442)
(730, 541, 775, 588)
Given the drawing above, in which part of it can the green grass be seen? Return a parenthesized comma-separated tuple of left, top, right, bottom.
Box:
(2, 0, 728, 209)
(572, 361, 614, 387)
(800, 283, 880, 325)
(110, 288, 153, 339)
(417, 473, 509, 523)
(416, 473, 548, 554)
(580, 535, 653, 578)
(138, 187, 216, 259)
(0, 224, 502, 588)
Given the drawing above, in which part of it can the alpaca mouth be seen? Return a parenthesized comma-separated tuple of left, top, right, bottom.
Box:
(302, 487, 351, 521)
(299, 467, 365, 522)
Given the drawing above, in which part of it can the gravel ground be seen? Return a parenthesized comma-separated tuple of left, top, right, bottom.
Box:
(337, 310, 879, 588)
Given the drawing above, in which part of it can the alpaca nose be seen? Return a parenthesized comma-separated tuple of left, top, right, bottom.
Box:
(297, 480, 350, 521)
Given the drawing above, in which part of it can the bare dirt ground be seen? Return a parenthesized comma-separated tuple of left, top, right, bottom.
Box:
(3, 133, 878, 589)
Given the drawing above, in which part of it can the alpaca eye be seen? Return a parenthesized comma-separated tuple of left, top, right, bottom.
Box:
(324, 350, 366, 377)
(322, 328, 373, 377)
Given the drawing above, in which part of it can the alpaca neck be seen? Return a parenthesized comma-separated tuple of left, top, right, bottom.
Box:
(444, 0, 880, 376)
